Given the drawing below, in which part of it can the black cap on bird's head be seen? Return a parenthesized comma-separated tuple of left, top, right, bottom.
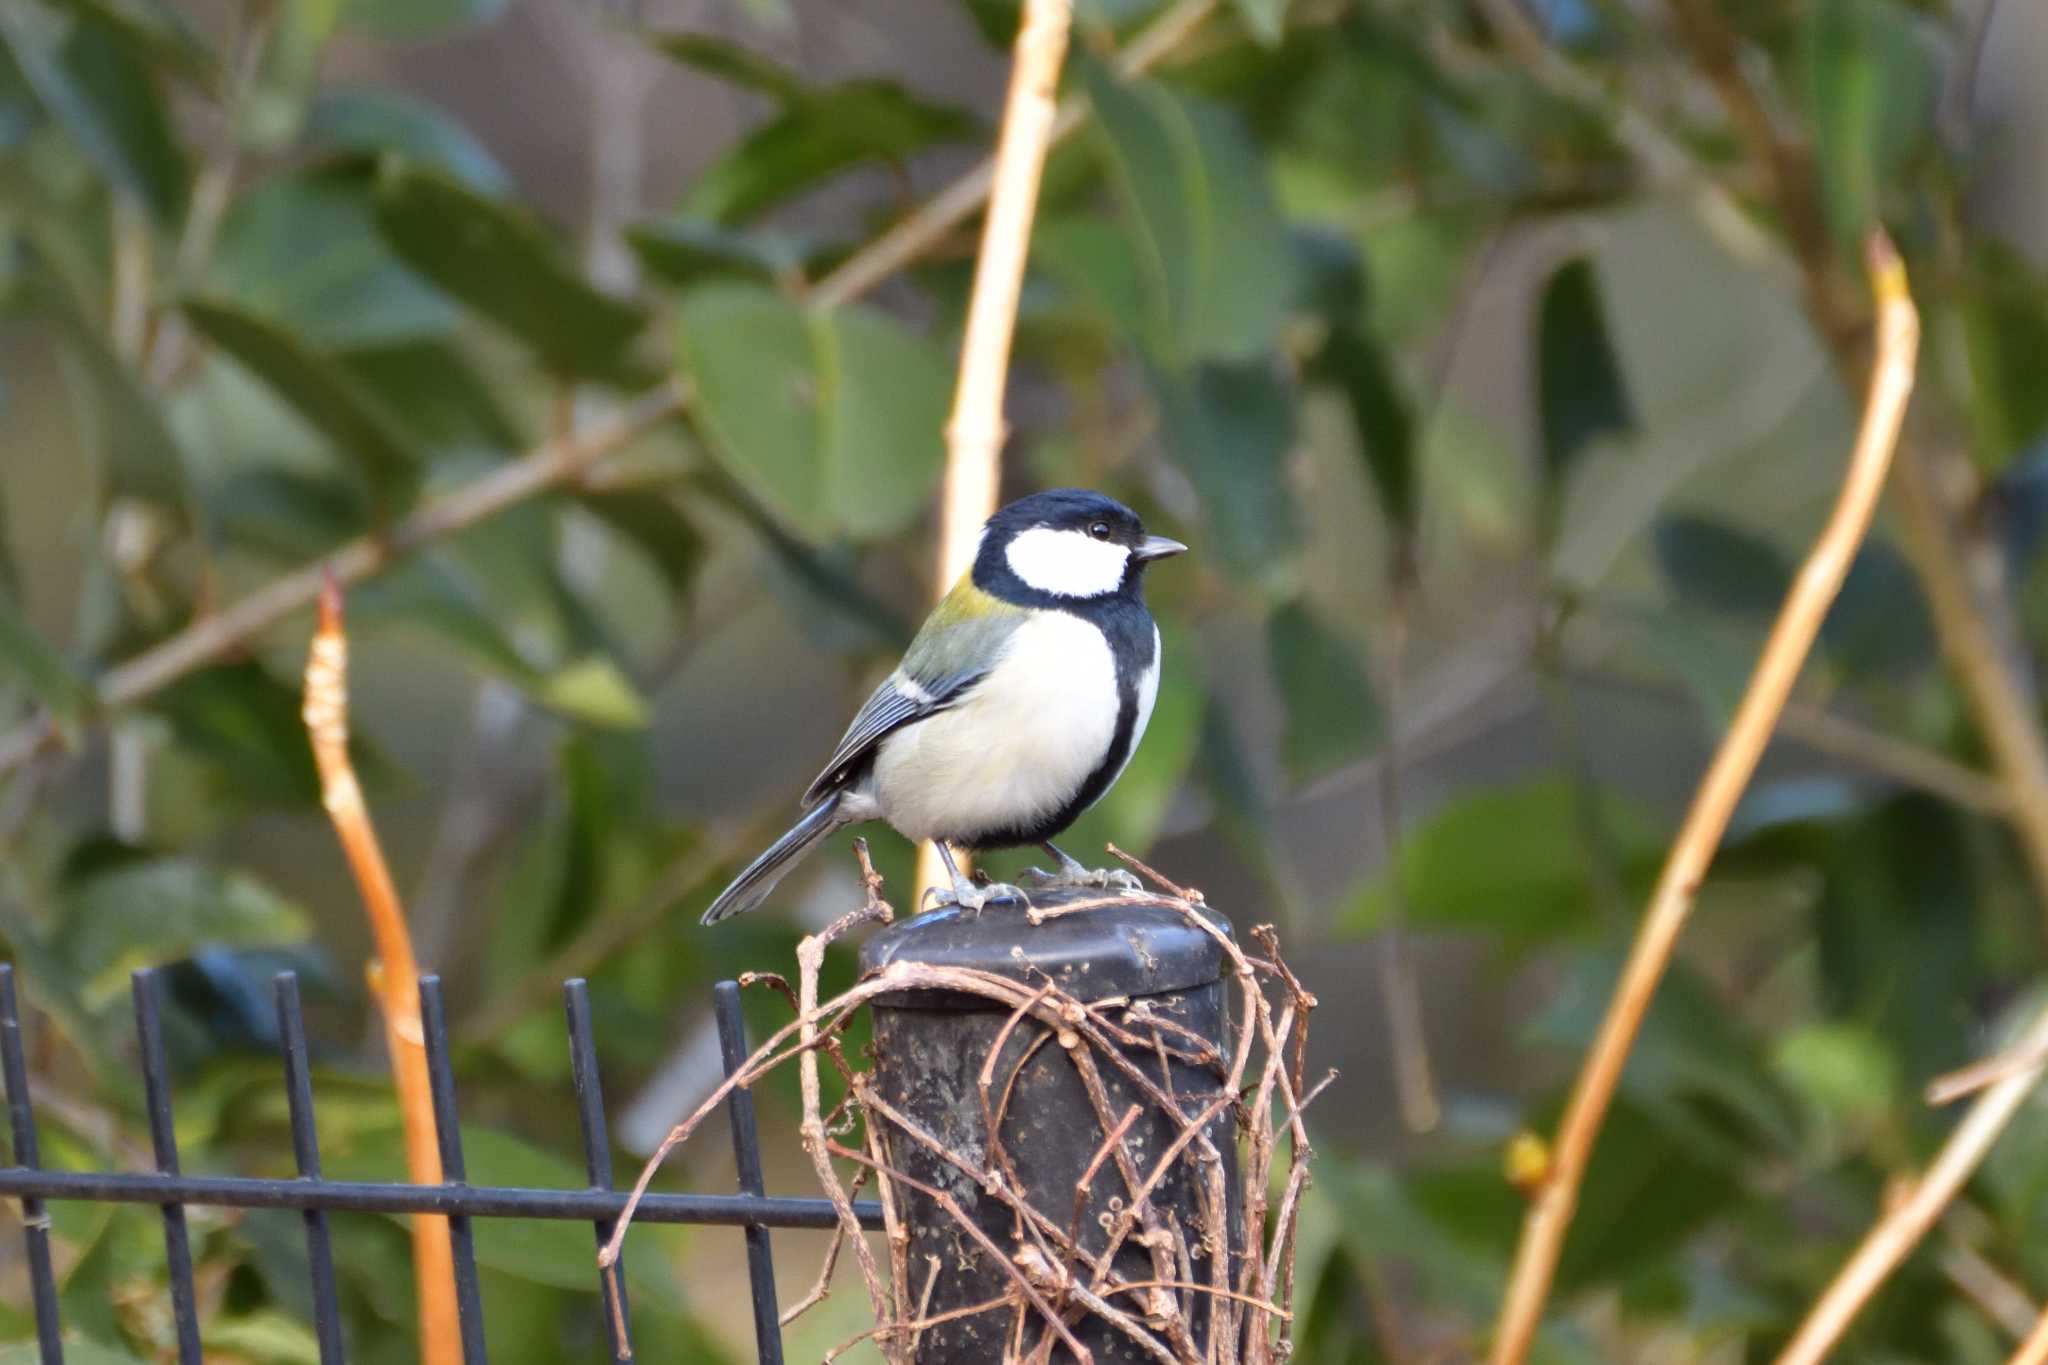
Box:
(972, 488, 1187, 604)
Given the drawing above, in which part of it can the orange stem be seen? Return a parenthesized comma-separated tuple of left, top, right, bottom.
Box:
(304, 575, 461, 1365)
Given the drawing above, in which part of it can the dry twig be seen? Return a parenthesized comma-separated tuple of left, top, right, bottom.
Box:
(1487, 233, 1920, 1365)
(301, 577, 461, 1365)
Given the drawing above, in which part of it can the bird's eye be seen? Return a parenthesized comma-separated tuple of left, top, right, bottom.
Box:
(1088, 521, 1112, 540)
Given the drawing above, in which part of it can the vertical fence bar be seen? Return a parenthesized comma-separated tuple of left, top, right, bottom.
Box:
(0, 964, 63, 1365)
(563, 980, 634, 1362)
(275, 973, 347, 1365)
(713, 981, 784, 1365)
(131, 970, 203, 1365)
(418, 975, 489, 1365)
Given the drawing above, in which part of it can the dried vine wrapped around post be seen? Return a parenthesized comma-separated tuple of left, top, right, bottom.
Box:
(597, 846, 1325, 1364)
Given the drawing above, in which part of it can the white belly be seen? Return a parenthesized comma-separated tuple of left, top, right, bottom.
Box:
(871, 612, 1121, 843)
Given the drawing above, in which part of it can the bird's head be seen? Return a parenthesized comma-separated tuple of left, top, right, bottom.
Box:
(972, 489, 1187, 604)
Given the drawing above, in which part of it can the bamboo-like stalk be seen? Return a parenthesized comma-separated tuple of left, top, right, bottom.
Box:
(303, 578, 461, 1365)
(1486, 232, 1920, 1365)
(912, 0, 1075, 905)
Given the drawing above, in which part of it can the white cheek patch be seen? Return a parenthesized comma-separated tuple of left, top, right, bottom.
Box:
(1004, 526, 1129, 598)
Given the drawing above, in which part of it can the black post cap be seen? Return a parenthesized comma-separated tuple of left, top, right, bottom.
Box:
(858, 885, 1230, 1008)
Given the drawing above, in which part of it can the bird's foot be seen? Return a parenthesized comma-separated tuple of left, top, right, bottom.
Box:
(1021, 845, 1143, 894)
(922, 876, 1031, 916)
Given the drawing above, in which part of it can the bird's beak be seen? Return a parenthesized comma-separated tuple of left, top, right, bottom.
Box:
(1135, 534, 1188, 562)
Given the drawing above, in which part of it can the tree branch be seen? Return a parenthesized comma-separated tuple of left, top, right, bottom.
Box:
(1487, 234, 1919, 1364)
(0, 379, 689, 783)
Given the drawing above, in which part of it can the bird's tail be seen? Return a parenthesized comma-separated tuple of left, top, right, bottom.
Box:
(701, 794, 849, 925)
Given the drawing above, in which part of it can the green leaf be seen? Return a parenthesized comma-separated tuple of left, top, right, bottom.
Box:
(308, 89, 511, 193)
(338, 0, 508, 40)
(1651, 514, 1791, 621)
(52, 0, 216, 91)
(641, 31, 808, 101)
(676, 282, 948, 543)
(1771, 1021, 1900, 1125)
(1084, 62, 1296, 363)
(1813, 795, 1981, 1088)
(150, 660, 387, 809)
(1536, 256, 1632, 487)
(0, 594, 93, 735)
(202, 1313, 323, 1365)
(1033, 213, 1151, 339)
(1231, 0, 1288, 45)
(1345, 776, 1663, 939)
(1148, 358, 1299, 583)
(577, 489, 704, 593)
(210, 166, 458, 346)
(1555, 1098, 1744, 1294)
(372, 163, 651, 382)
(1267, 600, 1378, 787)
(18, 249, 189, 511)
(1823, 540, 1935, 675)
(1317, 325, 1415, 537)
(335, 336, 524, 454)
(0, 2, 188, 225)
(1802, 0, 1939, 246)
(627, 215, 815, 288)
(203, 468, 368, 561)
(180, 297, 424, 502)
(536, 657, 649, 730)
(54, 859, 310, 1004)
(1957, 247, 2048, 474)
(684, 82, 977, 226)
(238, 0, 338, 149)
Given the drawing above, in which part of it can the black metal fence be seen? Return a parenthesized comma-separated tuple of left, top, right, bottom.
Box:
(0, 962, 880, 1365)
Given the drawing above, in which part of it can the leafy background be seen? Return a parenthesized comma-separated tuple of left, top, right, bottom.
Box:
(3, 0, 2048, 1360)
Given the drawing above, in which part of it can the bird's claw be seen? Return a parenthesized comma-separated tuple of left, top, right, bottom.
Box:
(927, 879, 1031, 916)
(1020, 864, 1143, 894)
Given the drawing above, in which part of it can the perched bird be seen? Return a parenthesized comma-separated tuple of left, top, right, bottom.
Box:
(701, 489, 1186, 924)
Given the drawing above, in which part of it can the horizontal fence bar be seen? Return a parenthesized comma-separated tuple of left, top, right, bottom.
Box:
(0, 1168, 883, 1229)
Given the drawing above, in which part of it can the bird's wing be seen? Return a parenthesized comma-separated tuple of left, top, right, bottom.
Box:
(800, 579, 1026, 807)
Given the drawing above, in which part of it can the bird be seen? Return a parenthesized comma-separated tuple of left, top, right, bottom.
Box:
(701, 488, 1187, 925)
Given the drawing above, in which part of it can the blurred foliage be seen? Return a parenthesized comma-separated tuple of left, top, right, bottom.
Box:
(1, 0, 2047, 1359)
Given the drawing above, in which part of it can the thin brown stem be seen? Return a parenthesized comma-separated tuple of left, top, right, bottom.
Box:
(1487, 234, 1919, 1365)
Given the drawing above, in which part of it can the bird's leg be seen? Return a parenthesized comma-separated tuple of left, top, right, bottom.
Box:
(1020, 841, 1143, 893)
(925, 842, 1029, 915)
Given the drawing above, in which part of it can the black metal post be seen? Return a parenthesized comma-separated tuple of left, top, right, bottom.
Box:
(275, 972, 348, 1364)
(0, 964, 64, 1365)
(714, 980, 784, 1365)
(132, 969, 204, 1365)
(858, 888, 1243, 1364)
